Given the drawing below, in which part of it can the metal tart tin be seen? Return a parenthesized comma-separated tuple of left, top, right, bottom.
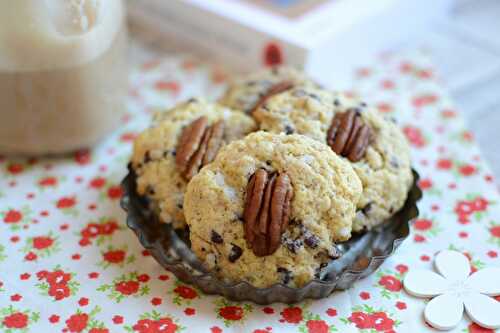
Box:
(121, 168, 421, 305)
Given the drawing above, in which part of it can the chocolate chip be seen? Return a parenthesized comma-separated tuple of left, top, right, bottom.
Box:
(176, 203, 183, 209)
(228, 244, 243, 262)
(147, 186, 156, 195)
(292, 89, 307, 98)
(333, 99, 341, 107)
(187, 98, 197, 103)
(284, 125, 295, 135)
(304, 234, 319, 248)
(144, 151, 152, 164)
(308, 93, 320, 101)
(361, 202, 373, 215)
(266, 160, 272, 166)
(171, 150, 176, 156)
(211, 230, 223, 244)
(277, 267, 292, 284)
(314, 262, 329, 278)
(390, 157, 400, 168)
(284, 237, 303, 254)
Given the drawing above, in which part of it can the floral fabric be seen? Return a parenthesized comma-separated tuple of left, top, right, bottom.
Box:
(0, 53, 499, 333)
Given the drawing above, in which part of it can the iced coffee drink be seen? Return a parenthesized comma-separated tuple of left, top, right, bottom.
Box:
(0, 0, 127, 154)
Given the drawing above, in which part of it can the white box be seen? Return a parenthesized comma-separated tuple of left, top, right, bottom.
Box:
(128, 0, 452, 88)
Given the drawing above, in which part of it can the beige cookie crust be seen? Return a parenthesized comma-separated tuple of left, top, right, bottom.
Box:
(254, 87, 413, 231)
(184, 132, 362, 287)
(131, 99, 256, 229)
(219, 66, 318, 114)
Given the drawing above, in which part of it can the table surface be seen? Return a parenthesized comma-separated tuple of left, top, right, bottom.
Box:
(1, 2, 500, 333)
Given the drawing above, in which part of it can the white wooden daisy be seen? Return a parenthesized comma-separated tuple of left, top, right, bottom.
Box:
(403, 250, 500, 330)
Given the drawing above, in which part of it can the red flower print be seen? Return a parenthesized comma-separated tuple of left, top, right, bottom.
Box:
(436, 159, 453, 170)
(155, 318, 178, 333)
(395, 264, 408, 274)
(173, 286, 197, 299)
(359, 291, 370, 300)
(39, 176, 57, 187)
(7, 163, 24, 174)
(306, 320, 329, 333)
(490, 226, 500, 238)
(371, 312, 394, 331)
(4, 209, 22, 223)
(89, 328, 109, 333)
(49, 315, 60, 323)
(46, 270, 71, 285)
(48, 283, 71, 300)
(377, 102, 392, 113)
(396, 301, 407, 310)
(90, 177, 106, 189)
(455, 201, 474, 215)
(413, 219, 432, 231)
(137, 274, 150, 283)
(468, 323, 494, 333)
(281, 307, 303, 324)
(115, 280, 139, 295)
(253, 330, 267, 333)
(403, 126, 425, 147)
(32, 236, 54, 250)
(57, 197, 76, 209)
(348, 312, 374, 329)
(79, 238, 91, 246)
(65, 313, 88, 333)
(155, 81, 181, 95)
(378, 275, 402, 292)
(103, 250, 125, 264)
(107, 186, 123, 200)
(2, 312, 28, 329)
(100, 221, 119, 235)
(81, 223, 101, 238)
(210, 327, 222, 333)
(132, 318, 155, 333)
(472, 197, 488, 211)
(120, 132, 138, 142)
(412, 94, 437, 107)
(263, 42, 283, 67)
(75, 149, 91, 165)
(459, 164, 476, 176)
(263, 307, 274, 314)
(326, 308, 337, 317)
(219, 306, 244, 321)
(418, 178, 432, 190)
(24, 252, 37, 261)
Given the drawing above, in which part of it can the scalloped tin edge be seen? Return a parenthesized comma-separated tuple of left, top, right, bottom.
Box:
(121, 169, 421, 304)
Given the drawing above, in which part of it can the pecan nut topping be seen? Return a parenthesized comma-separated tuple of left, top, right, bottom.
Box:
(176, 116, 225, 180)
(327, 109, 372, 162)
(243, 169, 293, 257)
(251, 80, 294, 113)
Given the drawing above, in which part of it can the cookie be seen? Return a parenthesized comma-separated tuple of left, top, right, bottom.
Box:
(184, 132, 362, 287)
(131, 99, 256, 229)
(219, 66, 318, 114)
(254, 87, 413, 231)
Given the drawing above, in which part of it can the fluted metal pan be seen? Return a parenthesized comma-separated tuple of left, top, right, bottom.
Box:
(121, 169, 421, 305)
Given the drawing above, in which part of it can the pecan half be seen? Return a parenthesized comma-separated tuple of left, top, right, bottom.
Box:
(251, 81, 294, 113)
(176, 117, 225, 180)
(327, 109, 372, 162)
(243, 169, 293, 257)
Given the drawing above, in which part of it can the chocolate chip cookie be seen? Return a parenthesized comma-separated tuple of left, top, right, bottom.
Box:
(253, 87, 413, 231)
(184, 132, 362, 287)
(131, 99, 256, 229)
(219, 66, 318, 114)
